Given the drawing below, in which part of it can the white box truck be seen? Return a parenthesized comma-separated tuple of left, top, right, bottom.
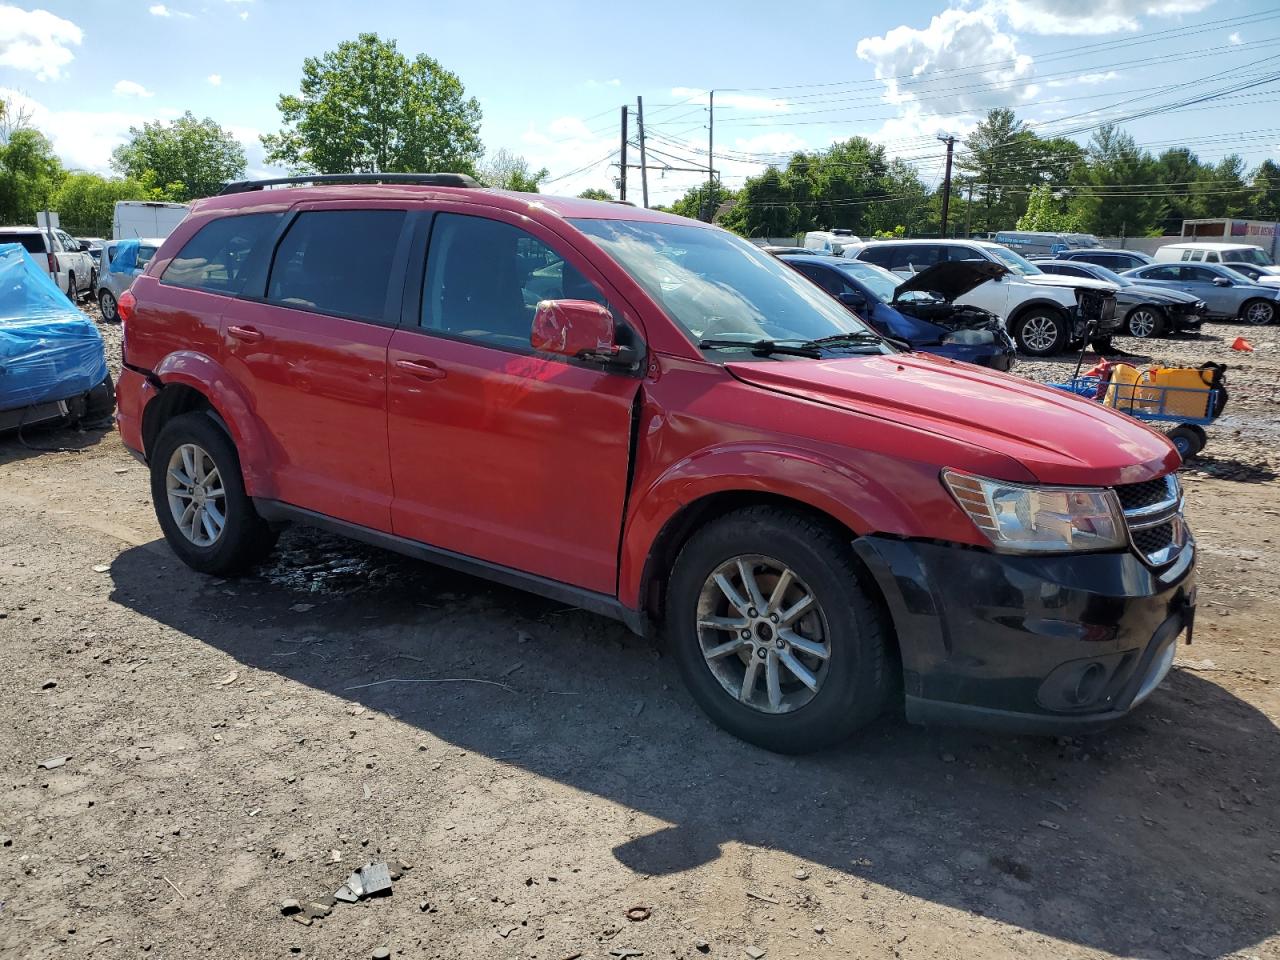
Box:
(113, 201, 189, 240)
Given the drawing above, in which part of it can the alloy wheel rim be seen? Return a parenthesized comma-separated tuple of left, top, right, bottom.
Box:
(695, 554, 831, 714)
(101, 293, 116, 320)
(1245, 302, 1273, 325)
(1129, 310, 1157, 337)
(1022, 316, 1057, 352)
(166, 443, 227, 547)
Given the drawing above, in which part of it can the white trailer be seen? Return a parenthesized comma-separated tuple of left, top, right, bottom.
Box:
(113, 201, 189, 241)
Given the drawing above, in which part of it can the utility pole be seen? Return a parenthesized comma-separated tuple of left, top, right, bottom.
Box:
(937, 134, 956, 238)
(703, 90, 716, 222)
(619, 105, 628, 203)
(964, 181, 974, 238)
(637, 96, 649, 209)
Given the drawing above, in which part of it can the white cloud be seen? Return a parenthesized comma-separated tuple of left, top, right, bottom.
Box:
(1228, 32, 1242, 44)
(207, 73, 223, 86)
(149, 4, 171, 14)
(1045, 70, 1121, 88)
(238, 11, 249, 19)
(112, 80, 154, 99)
(671, 87, 790, 112)
(585, 78, 621, 89)
(0, 5, 82, 81)
(0, 86, 147, 172)
(856, 7, 1034, 117)
(1000, 0, 1216, 35)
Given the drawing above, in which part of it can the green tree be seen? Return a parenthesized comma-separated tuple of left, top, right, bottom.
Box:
(1068, 125, 1160, 237)
(478, 149, 547, 192)
(1248, 158, 1280, 220)
(1194, 154, 1249, 220)
(1152, 147, 1206, 233)
(1, 121, 63, 225)
(1016, 184, 1082, 232)
(51, 173, 154, 235)
(262, 33, 483, 176)
(667, 179, 736, 222)
(111, 111, 244, 201)
(958, 108, 1034, 233)
(577, 187, 612, 201)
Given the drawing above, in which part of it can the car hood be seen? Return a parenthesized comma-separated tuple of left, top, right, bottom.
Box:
(1120, 284, 1201, 305)
(892, 260, 1008, 303)
(725, 353, 1178, 487)
(1025, 274, 1119, 293)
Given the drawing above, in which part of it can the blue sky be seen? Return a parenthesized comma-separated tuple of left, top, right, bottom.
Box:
(2, 0, 1278, 205)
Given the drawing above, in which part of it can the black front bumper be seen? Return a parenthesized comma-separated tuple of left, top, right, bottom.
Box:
(854, 536, 1196, 734)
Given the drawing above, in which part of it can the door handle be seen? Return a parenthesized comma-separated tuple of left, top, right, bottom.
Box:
(394, 358, 447, 381)
(228, 324, 264, 343)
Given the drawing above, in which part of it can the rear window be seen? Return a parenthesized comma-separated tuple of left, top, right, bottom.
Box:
(266, 210, 406, 322)
(4, 232, 47, 255)
(163, 212, 281, 294)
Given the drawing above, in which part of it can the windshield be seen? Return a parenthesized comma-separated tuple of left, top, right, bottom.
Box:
(984, 244, 1044, 277)
(1225, 248, 1273, 266)
(831, 260, 900, 303)
(571, 219, 879, 352)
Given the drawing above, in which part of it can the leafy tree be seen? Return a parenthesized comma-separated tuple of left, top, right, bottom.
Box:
(111, 111, 245, 201)
(51, 173, 154, 235)
(719, 166, 798, 238)
(1, 125, 62, 226)
(577, 187, 613, 201)
(1068, 125, 1160, 237)
(478, 149, 547, 192)
(1195, 154, 1249, 220)
(667, 180, 736, 222)
(958, 109, 1034, 233)
(1248, 158, 1280, 220)
(262, 33, 483, 176)
(1152, 148, 1207, 233)
(1016, 184, 1082, 232)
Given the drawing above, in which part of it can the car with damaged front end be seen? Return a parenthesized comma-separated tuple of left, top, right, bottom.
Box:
(115, 180, 1196, 753)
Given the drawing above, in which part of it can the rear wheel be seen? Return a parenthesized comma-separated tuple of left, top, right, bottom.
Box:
(666, 506, 890, 753)
(99, 290, 118, 322)
(1167, 424, 1206, 459)
(1014, 309, 1069, 356)
(1241, 299, 1275, 326)
(149, 411, 277, 576)
(66, 271, 77, 302)
(1126, 306, 1166, 338)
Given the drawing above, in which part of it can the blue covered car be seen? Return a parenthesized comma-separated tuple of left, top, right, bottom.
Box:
(95, 238, 161, 322)
(0, 243, 114, 432)
(780, 254, 1016, 371)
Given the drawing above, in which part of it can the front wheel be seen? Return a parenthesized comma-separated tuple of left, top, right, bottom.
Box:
(149, 411, 277, 576)
(666, 506, 891, 753)
(1126, 306, 1166, 338)
(1014, 309, 1069, 356)
(1241, 299, 1276, 326)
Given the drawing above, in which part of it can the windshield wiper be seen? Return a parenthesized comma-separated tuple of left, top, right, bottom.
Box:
(804, 332, 886, 349)
(697, 338, 823, 358)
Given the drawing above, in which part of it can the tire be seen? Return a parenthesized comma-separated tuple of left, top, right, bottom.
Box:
(1167, 425, 1206, 460)
(66, 271, 77, 302)
(149, 411, 277, 576)
(1240, 299, 1275, 326)
(84, 373, 116, 423)
(665, 506, 891, 754)
(99, 290, 118, 322)
(1013, 308, 1069, 356)
(1125, 306, 1166, 338)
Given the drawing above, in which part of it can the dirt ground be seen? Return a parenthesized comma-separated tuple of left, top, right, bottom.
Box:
(1, 311, 1277, 960)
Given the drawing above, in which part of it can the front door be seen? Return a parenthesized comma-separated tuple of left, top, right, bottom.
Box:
(1177, 265, 1234, 316)
(387, 210, 642, 596)
(223, 204, 410, 530)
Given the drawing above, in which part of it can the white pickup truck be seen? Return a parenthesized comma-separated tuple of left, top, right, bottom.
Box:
(0, 225, 96, 301)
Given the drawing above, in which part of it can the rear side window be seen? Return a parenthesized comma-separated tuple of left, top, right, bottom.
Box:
(792, 263, 845, 296)
(7, 232, 46, 254)
(163, 212, 281, 295)
(267, 210, 406, 322)
(1143, 265, 1182, 281)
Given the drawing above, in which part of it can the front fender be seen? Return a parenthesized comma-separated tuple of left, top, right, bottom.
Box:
(152, 351, 277, 498)
(617, 442, 965, 609)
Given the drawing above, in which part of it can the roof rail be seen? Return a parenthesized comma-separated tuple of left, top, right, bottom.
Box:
(217, 172, 482, 195)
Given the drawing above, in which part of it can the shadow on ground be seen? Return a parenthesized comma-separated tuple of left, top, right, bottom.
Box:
(108, 529, 1279, 959)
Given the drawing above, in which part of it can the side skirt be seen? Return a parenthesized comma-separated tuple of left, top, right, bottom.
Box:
(253, 499, 648, 637)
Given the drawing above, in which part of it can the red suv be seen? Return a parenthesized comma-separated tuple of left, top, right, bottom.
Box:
(116, 174, 1196, 753)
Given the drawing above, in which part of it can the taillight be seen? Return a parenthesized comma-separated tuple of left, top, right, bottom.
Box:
(47, 252, 57, 274)
(117, 290, 136, 324)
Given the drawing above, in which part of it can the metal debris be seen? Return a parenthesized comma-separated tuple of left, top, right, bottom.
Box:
(280, 899, 301, 915)
(37, 755, 70, 770)
(333, 885, 358, 904)
(359, 862, 393, 897)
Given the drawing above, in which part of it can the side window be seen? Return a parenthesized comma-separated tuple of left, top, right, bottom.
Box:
(163, 212, 282, 295)
(422, 213, 608, 348)
(1183, 266, 1216, 282)
(1205, 252, 1220, 263)
(266, 210, 406, 322)
(136, 246, 157, 269)
(1143, 266, 1182, 281)
(794, 264, 844, 296)
(857, 246, 892, 268)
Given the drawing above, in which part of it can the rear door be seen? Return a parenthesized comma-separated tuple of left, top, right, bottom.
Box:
(219, 203, 410, 531)
(386, 207, 642, 595)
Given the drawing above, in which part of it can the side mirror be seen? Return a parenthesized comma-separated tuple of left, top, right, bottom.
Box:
(1212, 277, 1232, 287)
(531, 299, 635, 367)
(837, 290, 867, 311)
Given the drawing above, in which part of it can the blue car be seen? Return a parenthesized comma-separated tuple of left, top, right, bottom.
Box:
(780, 254, 1016, 371)
(0, 243, 114, 432)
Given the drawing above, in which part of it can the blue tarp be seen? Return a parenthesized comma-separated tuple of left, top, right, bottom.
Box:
(0, 243, 109, 412)
(106, 239, 140, 275)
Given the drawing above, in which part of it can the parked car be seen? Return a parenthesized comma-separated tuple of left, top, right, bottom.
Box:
(0, 243, 114, 432)
(1036, 260, 1206, 337)
(802, 229, 862, 255)
(0, 225, 95, 301)
(1153, 242, 1280, 278)
(115, 175, 1194, 753)
(852, 239, 1121, 355)
(1212, 261, 1280, 286)
(994, 230, 1098, 258)
(761, 245, 819, 256)
(1121, 262, 1280, 325)
(96, 238, 162, 321)
(78, 237, 107, 265)
(1054, 248, 1154, 272)
(779, 254, 1016, 370)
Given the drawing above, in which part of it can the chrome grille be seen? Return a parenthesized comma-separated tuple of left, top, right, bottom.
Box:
(1114, 474, 1186, 566)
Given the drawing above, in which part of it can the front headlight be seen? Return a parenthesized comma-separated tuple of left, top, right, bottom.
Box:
(942, 470, 1126, 554)
(941, 328, 995, 345)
